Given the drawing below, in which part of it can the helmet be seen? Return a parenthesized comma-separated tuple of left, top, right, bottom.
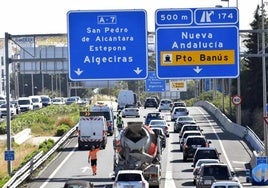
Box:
(91, 146, 95, 150)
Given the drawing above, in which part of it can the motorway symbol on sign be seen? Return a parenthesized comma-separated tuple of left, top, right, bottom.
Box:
(155, 8, 239, 79)
(146, 71, 166, 92)
(68, 10, 148, 80)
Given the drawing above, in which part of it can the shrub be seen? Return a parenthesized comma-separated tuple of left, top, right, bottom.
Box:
(38, 139, 55, 153)
(55, 124, 70, 136)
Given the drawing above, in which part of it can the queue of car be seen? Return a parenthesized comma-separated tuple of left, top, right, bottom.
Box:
(113, 96, 242, 188)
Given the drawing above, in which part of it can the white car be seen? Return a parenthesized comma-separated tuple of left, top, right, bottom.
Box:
(149, 119, 169, 137)
(0, 103, 17, 118)
(158, 99, 173, 112)
(113, 170, 149, 188)
(192, 159, 220, 185)
(121, 104, 140, 118)
(52, 97, 65, 105)
(210, 181, 243, 188)
(171, 106, 189, 121)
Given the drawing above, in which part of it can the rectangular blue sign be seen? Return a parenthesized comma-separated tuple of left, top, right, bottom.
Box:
(68, 10, 148, 80)
(155, 9, 193, 26)
(146, 71, 166, 92)
(5, 150, 15, 161)
(194, 8, 238, 25)
(155, 7, 239, 79)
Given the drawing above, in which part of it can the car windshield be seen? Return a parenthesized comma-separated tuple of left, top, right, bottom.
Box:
(117, 173, 142, 181)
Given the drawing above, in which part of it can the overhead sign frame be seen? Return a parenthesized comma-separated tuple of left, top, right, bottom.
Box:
(155, 7, 239, 79)
(68, 9, 148, 81)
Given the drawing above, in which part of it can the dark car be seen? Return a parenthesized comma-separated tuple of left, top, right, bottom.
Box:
(144, 98, 158, 109)
(179, 130, 203, 151)
(151, 127, 166, 149)
(144, 112, 163, 126)
(193, 147, 221, 167)
(171, 101, 186, 112)
(174, 115, 196, 133)
(182, 135, 211, 162)
(195, 163, 238, 188)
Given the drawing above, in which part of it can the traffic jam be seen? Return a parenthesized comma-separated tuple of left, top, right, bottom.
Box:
(75, 89, 243, 188)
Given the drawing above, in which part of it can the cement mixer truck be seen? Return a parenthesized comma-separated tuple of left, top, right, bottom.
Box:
(113, 121, 161, 187)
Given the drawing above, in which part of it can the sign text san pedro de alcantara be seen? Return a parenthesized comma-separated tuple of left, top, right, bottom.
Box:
(68, 10, 148, 81)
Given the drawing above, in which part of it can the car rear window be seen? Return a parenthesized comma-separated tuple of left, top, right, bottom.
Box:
(196, 149, 218, 158)
(187, 137, 206, 146)
(203, 166, 230, 180)
(117, 173, 142, 181)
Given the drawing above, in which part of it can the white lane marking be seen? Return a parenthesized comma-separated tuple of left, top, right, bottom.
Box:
(164, 139, 176, 188)
(232, 160, 248, 164)
(40, 144, 77, 188)
(197, 107, 234, 172)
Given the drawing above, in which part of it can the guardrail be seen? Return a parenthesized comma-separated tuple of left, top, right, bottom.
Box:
(194, 100, 265, 168)
(3, 125, 77, 188)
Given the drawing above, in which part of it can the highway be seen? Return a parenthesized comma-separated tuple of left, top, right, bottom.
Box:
(23, 106, 256, 188)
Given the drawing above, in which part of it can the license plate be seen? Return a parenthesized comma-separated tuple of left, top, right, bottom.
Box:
(204, 179, 212, 185)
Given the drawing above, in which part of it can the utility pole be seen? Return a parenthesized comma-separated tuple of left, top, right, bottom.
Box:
(261, 0, 268, 159)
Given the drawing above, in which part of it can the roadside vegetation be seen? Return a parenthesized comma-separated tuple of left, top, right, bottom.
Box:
(0, 94, 115, 186)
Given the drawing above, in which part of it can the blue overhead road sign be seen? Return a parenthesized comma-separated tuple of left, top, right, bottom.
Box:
(68, 10, 148, 80)
(155, 8, 239, 79)
(146, 71, 166, 92)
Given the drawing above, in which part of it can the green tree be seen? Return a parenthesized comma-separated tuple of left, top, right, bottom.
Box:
(241, 5, 268, 111)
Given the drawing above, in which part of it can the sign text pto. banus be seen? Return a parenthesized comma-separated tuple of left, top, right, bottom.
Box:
(68, 10, 148, 80)
(155, 8, 239, 79)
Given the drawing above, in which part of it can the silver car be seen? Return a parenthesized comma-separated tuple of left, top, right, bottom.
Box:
(171, 107, 189, 121)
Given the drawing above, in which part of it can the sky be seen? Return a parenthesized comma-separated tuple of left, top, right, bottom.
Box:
(0, 0, 264, 38)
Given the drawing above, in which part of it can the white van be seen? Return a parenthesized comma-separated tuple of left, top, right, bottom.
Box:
(29, 95, 43, 110)
(17, 97, 34, 112)
(77, 112, 107, 149)
(117, 90, 136, 110)
(91, 101, 115, 136)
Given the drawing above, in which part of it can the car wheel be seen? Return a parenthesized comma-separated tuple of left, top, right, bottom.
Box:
(183, 155, 187, 162)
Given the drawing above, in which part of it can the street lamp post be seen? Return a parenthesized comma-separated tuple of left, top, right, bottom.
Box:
(261, 0, 268, 159)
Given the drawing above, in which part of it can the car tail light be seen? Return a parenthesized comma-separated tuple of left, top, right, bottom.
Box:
(193, 168, 200, 175)
(142, 181, 146, 188)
